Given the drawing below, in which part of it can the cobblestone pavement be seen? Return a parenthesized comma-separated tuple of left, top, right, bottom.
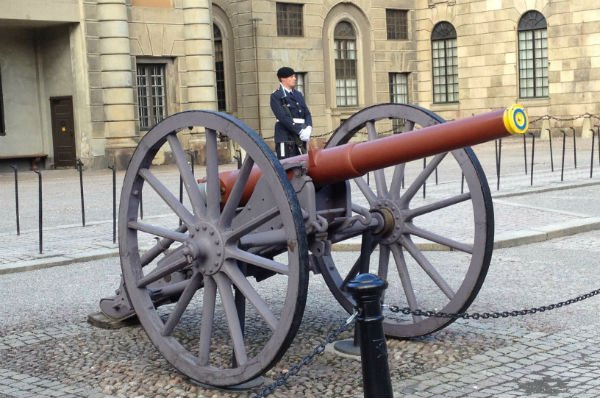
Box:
(2, 231, 600, 397)
(1, 137, 600, 273)
(2, 136, 600, 397)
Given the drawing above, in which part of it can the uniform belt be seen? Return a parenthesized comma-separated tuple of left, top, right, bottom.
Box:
(293, 118, 305, 124)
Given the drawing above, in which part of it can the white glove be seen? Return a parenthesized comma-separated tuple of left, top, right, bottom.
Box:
(299, 125, 312, 142)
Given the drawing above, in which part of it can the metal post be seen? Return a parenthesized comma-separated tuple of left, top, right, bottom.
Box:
(561, 130, 567, 182)
(523, 134, 528, 175)
(108, 165, 117, 243)
(460, 173, 465, 194)
(530, 133, 536, 186)
(435, 167, 438, 185)
(33, 170, 43, 254)
(590, 129, 596, 179)
(77, 159, 86, 226)
(495, 138, 502, 191)
(422, 157, 426, 199)
(571, 126, 577, 169)
(347, 274, 394, 398)
(547, 129, 554, 172)
(9, 165, 20, 235)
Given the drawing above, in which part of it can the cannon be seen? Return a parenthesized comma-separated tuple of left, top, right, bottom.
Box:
(93, 103, 528, 387)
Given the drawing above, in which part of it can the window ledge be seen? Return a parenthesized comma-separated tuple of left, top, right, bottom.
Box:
(430, 102, 460, 112)
(518, 97, 550, 106)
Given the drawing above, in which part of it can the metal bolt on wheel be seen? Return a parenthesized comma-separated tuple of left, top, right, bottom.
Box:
(118, 110, 308, 387)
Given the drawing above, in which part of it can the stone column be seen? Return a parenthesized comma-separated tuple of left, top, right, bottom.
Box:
(98, 0, 137, 169)
(183, 0, 219, 163)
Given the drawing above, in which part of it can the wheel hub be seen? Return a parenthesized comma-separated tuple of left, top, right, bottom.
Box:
(372, 199, 408, 245)
(186, 221, 225, 275)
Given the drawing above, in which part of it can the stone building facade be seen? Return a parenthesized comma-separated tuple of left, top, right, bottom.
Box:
(217, 0, 600, 140)
(2, 0, 600, 170)
(0, 0, 216, 170)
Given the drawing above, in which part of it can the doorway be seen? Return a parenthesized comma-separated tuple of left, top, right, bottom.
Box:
(50, 96, 76, 167)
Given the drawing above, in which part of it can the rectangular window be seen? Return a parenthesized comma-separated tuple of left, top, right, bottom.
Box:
(276, 3, 303, 37)
(295, 72, 307, 96)
(432, 38, 459, 103)
(386, 9, 408, 40)
(0, 69, 5, 135)
(389, 73, 409, 132)
(335, 39, 358, 107)
(136, 64, 167, 130)
(389, 73, 409, 104)
(519, 29, 548, 98)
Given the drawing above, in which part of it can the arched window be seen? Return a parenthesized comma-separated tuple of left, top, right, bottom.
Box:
(334, 21, 358, 107)
(518, 11, 548, 98)
(213, 24, 226, 112)
(431, 22, 458, 103)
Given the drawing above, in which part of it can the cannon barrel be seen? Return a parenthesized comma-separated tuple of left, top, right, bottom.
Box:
(220, 104, 528, 201)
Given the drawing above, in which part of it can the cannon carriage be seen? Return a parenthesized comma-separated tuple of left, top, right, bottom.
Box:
(94, 103, 528, 387)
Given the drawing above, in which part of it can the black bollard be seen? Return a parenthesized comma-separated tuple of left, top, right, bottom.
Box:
(422, 157, 426, 199)
(108, 165, 117, 243)
(523, 134, 528, 175)
(546, 129, 554, 172)
(495, 139, 502, 191)
(530, 133, 536, 186)
(561, 130, 567, 182)
(590, 129, 596, 179)
(347, 274, 394, 398)
(77, 159, 86, 226)
(9, 165, 20, 235)
(33, 169, 43, 254)
(571, 126, 577, 169)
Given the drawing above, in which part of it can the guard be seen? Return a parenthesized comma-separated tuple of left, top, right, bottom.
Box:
(270, 66, 313, 159)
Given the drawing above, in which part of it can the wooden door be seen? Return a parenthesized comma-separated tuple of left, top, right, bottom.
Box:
(50, 97, 76, 167)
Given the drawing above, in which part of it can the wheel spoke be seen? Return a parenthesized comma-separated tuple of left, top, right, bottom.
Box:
(167, 134, 206, 217)
(141, 225, 188, 266)
(139, 168, 196, 227)
(220, 156, 255, 228)
(205, 128, 221, 221)
(354, 176, 377, 204)
(198, 275, 217, 366)
(161, 273, 203, 336)
(406, 193, 471, 219)
(390, 244, 422, 323)
(227, 206, 280, 241)
(366, 121, 388, 197)
(378, 245, 390, 281)
(389, 163, 405, 199)
(137, 246, 189, 288)
(128, 220, 187, 242)
(223, 262, 278, 331)
(405, 224, 473, 254)
(401, 153, 447, 205)
(227, 248, 289, 275)
(214, 273, 248, 366)
(400, 236, 455, 300)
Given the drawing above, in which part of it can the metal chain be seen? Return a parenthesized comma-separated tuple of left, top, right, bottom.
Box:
(250, 312, 357, 398)
(385, 287, 600, 320)
(530, 113, 600, 124)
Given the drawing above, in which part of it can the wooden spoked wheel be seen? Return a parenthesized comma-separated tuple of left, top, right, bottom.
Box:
(119, 111, 308, 386)
(315, 104, 494, 338)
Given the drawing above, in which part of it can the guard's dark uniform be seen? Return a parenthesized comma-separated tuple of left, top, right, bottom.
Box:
(270, 85, 313, 159)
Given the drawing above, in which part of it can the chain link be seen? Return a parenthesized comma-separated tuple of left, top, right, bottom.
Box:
(385, 287, 600, 320)
(249, 312, 357, 398)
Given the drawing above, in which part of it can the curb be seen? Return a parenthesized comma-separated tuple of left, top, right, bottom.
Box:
(3, 217, 600, 275)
